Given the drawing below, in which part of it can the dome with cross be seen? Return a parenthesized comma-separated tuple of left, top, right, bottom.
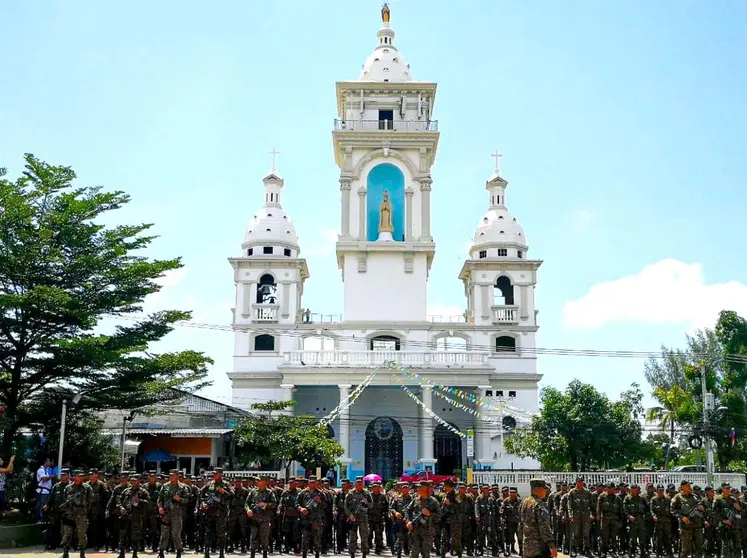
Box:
(357, 7, 413, 82)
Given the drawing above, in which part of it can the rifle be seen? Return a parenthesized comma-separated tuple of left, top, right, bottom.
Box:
(60, 489, 85, 513)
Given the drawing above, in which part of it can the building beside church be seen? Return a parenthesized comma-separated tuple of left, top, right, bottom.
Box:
(229, 6, 542, 481)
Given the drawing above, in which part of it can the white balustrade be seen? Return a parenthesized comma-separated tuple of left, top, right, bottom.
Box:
(491, 305, 519, 324)
(253, 304, 278, 322)
(284, 350, 489, 367)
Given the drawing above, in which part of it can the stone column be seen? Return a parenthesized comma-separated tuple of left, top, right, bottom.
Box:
(405, 186, 414, 241)
(280, 384, 295, 415)
(418, 386, 437, 470)
(481, 284, 491, 321)
(474, 386, 496, 468)
(419, 178, 433, 242)
(338, 384, 353, 466)
(280, 282, 290, 319)
(340, 178, 352, 238)
(357, 188, 367, 241)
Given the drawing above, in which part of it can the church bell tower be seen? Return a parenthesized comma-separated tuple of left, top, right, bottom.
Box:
(333, 4, 440, 322)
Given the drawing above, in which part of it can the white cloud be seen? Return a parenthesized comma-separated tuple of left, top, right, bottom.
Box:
(571, 209, 595, 232)
(142, 267, 190, 312)
(303, 228, 338, 257)
(563, 259, 747, 330)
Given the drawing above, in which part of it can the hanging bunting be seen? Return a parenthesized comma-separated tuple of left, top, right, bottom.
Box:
(431, 387, 500, 425)
(319, 365, 381, 425)
(400, 383, 466, 438)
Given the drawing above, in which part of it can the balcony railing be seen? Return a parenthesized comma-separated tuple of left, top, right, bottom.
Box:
(295, 313, 470, 324)
(491, 305, 519, 325)
(283, 350, 489, 367)
(334, 119, 438, 132)
(253, 304, 279, 322)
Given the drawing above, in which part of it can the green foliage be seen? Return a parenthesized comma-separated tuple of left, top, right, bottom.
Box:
(234, 402, 343, 473)
(0, 155, 212, 452)
(505, 380, 647, 471)
(643, 310, 747, 469)
(32, 412, 120, 470)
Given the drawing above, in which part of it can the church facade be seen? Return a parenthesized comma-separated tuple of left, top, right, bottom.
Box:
(229, 7, 542, 481)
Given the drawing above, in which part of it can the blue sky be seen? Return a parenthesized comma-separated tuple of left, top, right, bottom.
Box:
(2, 0, 747, 407)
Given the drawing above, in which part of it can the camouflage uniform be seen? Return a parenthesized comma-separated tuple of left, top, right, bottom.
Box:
(279, 485, 302, 553)
(440, 486, 464, 558)
(145, 477, 162, 551)
(85, 475, 109, 551)
(298, 480, 329, 557)
(158, 476, 190, 554)
(650, 491, 673, 557)
(567, 483, 594, 555)
(47, 477, 70, 550)
(597, 487, 621, 557)
(60, 478, 93, 553)
(670, 488, 703, 558)
(118, 482, 151, 553)
(714, 492, 741, 558)
(245, 483, 277, 554)
(370, 487, 389, 553)
(518, 481, 554, 558)
(489, 487, 504, 555)
(200, 472, 235, 554)
(390, 489, 413, 558)
(407, 490, 442, 558)
(345, 484, 374, 556)
(623, 488, 651, 557)
(229, 481, 250, 552)
(458, 489, 475, 556)
(502, 492, 521, 555)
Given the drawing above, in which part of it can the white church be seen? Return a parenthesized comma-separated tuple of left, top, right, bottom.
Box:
(229, 5, 542, 481)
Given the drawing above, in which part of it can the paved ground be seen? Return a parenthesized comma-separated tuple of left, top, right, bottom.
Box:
(0, 551, 401, 558)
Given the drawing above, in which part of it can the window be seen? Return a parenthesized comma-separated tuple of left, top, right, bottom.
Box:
(496, 390, 504, 397)
(256, 274, 277, 304)
(378, 110, 394, 130)
(283, 248, 291, 257)
(263, 246, 273, 255)
(486, 390, 493, 397)
(435, 337, 467, 352)
(254, 334, 275, 352)
(247, 248, 253, 256)
(497, 248, 508, 257)
(371, 335, 400, 351)
(508, 390, 517, 398)
(517, 250, 523, 259)
(479, 250, 487, 259)
(494, 276, 514, 305)
(495, 336, 517, 353)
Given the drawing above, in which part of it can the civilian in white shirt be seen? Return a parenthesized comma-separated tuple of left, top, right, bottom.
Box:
(36, 457, 53, 522)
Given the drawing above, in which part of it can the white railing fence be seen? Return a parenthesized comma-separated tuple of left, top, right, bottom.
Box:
(223, 470, 284, 480)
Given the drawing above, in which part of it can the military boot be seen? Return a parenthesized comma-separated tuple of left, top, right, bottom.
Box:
(158, 551, 165, 558)
(251, 551, 256, 558)
(62, 550, 70, 558)
(263, 551, 268, 558)
(176, 552, 182, 558)
(80, 551, 86, 558)
(219, 549, 225, 558)
(119, 550, 126, 558)
(132, 550, 139, 558)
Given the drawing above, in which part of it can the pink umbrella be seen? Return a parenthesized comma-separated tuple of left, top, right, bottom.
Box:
(363, 473, 382, 483)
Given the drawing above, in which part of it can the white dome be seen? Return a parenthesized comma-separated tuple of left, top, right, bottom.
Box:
(357, 24, 412, 83)
(243, 206, 299, 249)
(472, 207, 527, 249)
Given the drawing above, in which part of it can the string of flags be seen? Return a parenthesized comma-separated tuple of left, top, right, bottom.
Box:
(319, 366, 380, 425)
(431, 387, 500, 426)
(400, 382, 466, 439)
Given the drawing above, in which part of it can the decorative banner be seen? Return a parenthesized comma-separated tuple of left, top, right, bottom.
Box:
(319, 366, 380, 425)
(431, 387, 500, 426)
(398, 382, 466, 438)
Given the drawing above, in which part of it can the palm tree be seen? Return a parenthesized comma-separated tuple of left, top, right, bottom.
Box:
(647, 385, 688, 469)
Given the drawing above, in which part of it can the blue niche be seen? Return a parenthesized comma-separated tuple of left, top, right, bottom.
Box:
(366, 163, 405, 242)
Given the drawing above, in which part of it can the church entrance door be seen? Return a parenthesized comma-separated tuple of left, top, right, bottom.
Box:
(365, 417, 403, 481)
(434, 423, 462, 475)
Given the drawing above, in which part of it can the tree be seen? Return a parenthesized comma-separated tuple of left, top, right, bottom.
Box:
(233, 401, 344, 474)
(504, 380, 647, 471)
(646, 385, 690, 468)
(643, 311, 747, 469)
(0, 155, 212, 452)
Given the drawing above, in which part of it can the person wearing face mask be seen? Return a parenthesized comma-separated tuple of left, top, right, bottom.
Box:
(670, 480, 704, 558)
(60, 470, 93, 558)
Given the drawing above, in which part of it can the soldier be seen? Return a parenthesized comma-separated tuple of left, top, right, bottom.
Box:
(334, 479, 352, 554)
(489, 484, 504, 557)
(60, 470, 93, 558)
(158, 469, 189, 558)
(598, 482, 621, 558)
(390, 482, 413, 558)
(321, 479, 335, 555)
(108, 472, 133, 552)
(475, 485, 492, 556)
(502, 487, 521, 556)
(624, 484, 650, 558)
(554, 482, 570, 554)
(85, 468, 109, 552)
(650, 484, 673, 558)
(644, 484, 656, 558)
(713, 483, 741, 558)
(739, 486, 747, 558)
(200, 467, 234, 558)
(518, 479, 556, 558)
(118, 474, 151, 558)
(700, 486, 717, 558)
(45, 468, 71, 550)
(298, 475, 328, 558)
(566, 476, 594, 557)
(246, 474, 277, 558)
(370, 482, 389, 554)
(440, 479, 463, 558)
(228, 476, 249, 553)
(345, 476, 374, 558)
(280, 477, 302, 553)
(457, 484, 475, 557)
(406, 481, 442, 558)
(670, 480, 703, 558)
(591, 483, 605, 555)
(145, 472, 162, 552)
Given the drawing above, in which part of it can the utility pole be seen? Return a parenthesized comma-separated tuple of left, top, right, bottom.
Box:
(702, 363, 715, 487)
(58, 400, 68, 471)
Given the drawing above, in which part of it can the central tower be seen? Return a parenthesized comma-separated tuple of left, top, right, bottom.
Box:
(333, 5, 439, 322)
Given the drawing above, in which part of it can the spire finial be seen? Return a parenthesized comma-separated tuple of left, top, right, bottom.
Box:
(269, 148, 280, 172)
(491, 151, 503, 175)
(381, 3, 390, 23)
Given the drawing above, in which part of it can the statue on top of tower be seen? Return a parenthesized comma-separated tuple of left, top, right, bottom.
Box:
(381, 3, 390, 23)
(378, 191, 394, 238)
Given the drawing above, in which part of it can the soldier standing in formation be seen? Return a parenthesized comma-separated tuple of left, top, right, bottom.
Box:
(200, 467, 235, 558)
(298, 475, 328, 558)
(280, 477, 302, 553)
(407, 481, 441, 558)
(158, 469, 189, 558)
(566, 476, 594, 557)
(519, 479, 557, 558)
(245, 474, 277, 558)
(335, 478, 352, 554)
(370, 482, 389, 554)
(390, 481, 414, 558)
(60, 470, 94, 558)
(116, 473, 151, 558)
(346, 476, 374, 558)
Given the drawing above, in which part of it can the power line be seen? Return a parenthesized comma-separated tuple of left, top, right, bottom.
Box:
(102, 313, 747, 364)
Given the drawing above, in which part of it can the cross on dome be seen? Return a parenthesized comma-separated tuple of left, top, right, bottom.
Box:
(268, 148, 280, 172)
(491, 151, 503, 175)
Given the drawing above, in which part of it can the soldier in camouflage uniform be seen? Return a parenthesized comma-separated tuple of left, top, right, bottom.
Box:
(60, 470, 93, 558)
(245, 474, 277, 558)
(158, 469, 190, 558)
(145, 472, 162, 552)
(200, 467, 234, 558)
(553, 482, 570, 554)
(117, 474, 151, 558)
(440, 479, 464, 558)
(228, 476, 249, 553)
(370, 482, 389, 554)
(407, 481, 442, 558)
(502, 487, 521, 556)
(518, 479, 556, 558)
(390, 482, 413, 558)
(85, 469, 109, 552)
(299, 475, 329, 558)
(591, 483, 605, 555)
(597, 482, 621, 558)
(345, 476, 374, 558)
(280, 477, 302, 553)
(108, 472, 133, 552)
(488, 484, 504, 557)
(335, 479, 352, 554)
(475, 485, 492, 556)
(566, 476, 594, 557)
(45, 468, 71, 550)
(670, 480, 703, 558)
(714, 483, 741, 558)
(651, 484, 674, 558)
(624, 484, 651, 558)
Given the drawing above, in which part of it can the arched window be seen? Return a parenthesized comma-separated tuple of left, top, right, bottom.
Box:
(494, 276, 514, 306)
(435, 337, 467, 352)
(370, 335, 400, 351)
(256, 274, 277, 304)
(495, 336, 516, 353)
(254, 334, 275, 352)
